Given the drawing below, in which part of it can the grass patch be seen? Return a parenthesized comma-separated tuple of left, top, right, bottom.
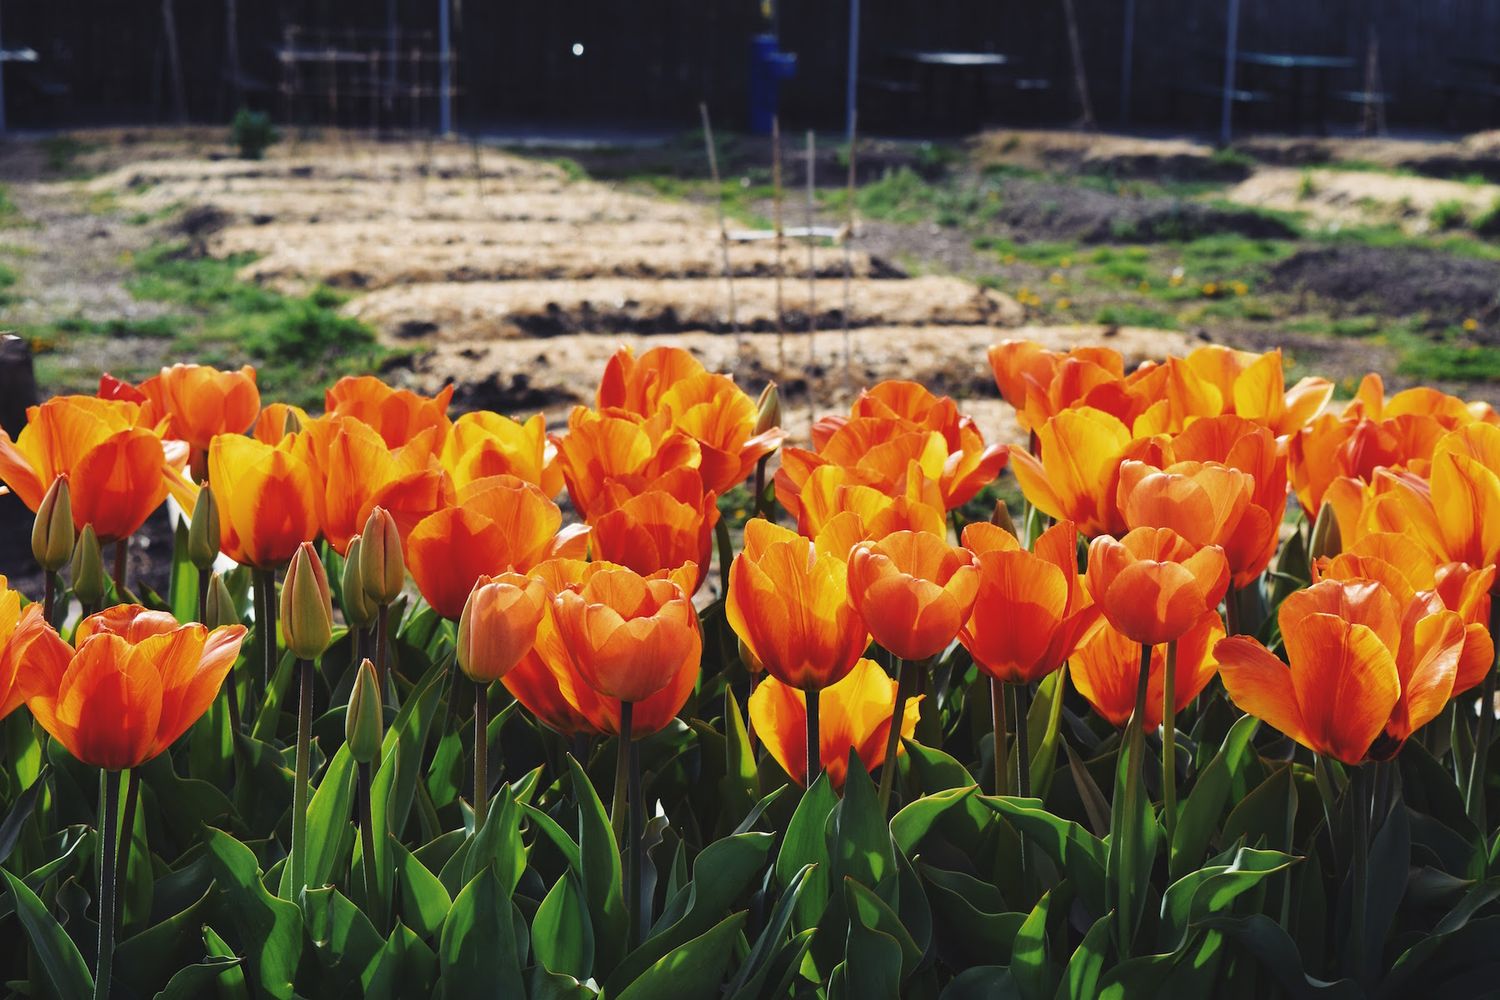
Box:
(1430, 199, 1469, 231)
(1094, 303, 1179, 329)
(126, 242, 387, 408)
(972, 235, 1078, 267)
(0, 186, 27, 227)
(40, 135, 98, 176)
(1399, 343, 1500, 382)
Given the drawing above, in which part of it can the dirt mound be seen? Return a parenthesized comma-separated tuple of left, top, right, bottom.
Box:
(241, 242, 892, 291)
(972, 131, 1250, 182)
(1267, 246, 1500, 327)
(1226, 167, 1500, 234)
(348, 276, 1022, 341)
(993, 179, 1297, 244)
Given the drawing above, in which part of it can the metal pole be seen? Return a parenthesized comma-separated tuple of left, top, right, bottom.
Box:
(385, 0, 397, 115)
(1220, 0, 1241, 146)
(845, 0, 860, 144)
(438, 0, 452, 135)
(1119, 0, 1136, 126)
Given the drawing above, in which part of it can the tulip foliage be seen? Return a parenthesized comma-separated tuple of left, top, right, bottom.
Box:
(4, 343, 1500, 999)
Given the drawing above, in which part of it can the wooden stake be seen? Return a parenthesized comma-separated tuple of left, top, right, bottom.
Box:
(842, 115, 858, 394)
(805, 129, 817, 418)
(772, 116, 786, 382)
(698, 103, 743, 367)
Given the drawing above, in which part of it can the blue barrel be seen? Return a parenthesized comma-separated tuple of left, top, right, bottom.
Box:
(748, 34, 796, 134)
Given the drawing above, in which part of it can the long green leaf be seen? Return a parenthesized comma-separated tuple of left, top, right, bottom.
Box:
(1, 866, 93, 1000)
(201, 826, 303, 999)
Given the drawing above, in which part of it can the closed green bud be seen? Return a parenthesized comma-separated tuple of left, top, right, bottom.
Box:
(358, 507, 405, 606)
(341, 536, 377, 630)
(70, 523, 105, 607)
(187, 487, 221, 571)
(280, 542, 333, 660)
(754, 381, 781, 437)
(204, 573, 240, 629)
(346, 658, 384, 765)
(737, 635, 765, 675)
(1308, 500, 1342, 561)
(31, 476, 75, 572)
(989, 500, 1017, 539)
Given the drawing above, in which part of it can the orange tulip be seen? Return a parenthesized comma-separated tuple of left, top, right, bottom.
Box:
(1343, 372, 1485, 428)
(324, 376, 453, 449)
(1170, 414, 1288, 586)
(0, 396, 188, 543)
(958, 520, 1101, 685)
(1216, 579, 1466, 763)
(503, 559, 699, 737)
(136, 363, 260, 452)
(1086, 526, 1229, 646)
(987, 340, 1130, 433)
(208, 431, 321, 568)
(1129, 356, 1226, 438)
(797, 461, 947, 544)
(1072, 612, 1225, 728)
(554, 407, 702, 521)
(1116, 459, 1272, 589)
(0, 579, 26, 720)
(750, 657, 920, 788)
(596, 344, 711, 414)
(302, 414, 450, 555)
(780, 404, 1004, 515)
(13, 604, 246, 770)
(551, 566, 703, 708)
(1179, 345, 1333, 437)
(253, 402, 310, 444)
(1288, 411, 1445, 514)
(727, 519, 869, 691)
(847, 530, 980, 661)
(1009, 406, 1167, 538)
(457, 572, 549, 683)
(588, 468, 719, 594)
(442, 411, 563, 498)
(1315, 532, 1496, 695)
(406, 474, 587, 620)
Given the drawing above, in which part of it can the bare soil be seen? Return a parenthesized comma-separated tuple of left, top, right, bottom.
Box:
(1267, 246, 1500, 329)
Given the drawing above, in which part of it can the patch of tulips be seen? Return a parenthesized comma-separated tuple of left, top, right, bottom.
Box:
(0, 342, 1498, 997)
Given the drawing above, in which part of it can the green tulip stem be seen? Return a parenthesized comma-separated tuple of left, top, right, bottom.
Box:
(42, 572, 54, 626)
(358, 760, 379, 931)
(255, 567, 277, 687)
(93, 768, 123, 1000)
(877, 657, 912, 814)
(290, 658, 313, 902)
(1162, 639, 1179, 844)
(805, 687, 821, 786)
(1015, 681, 1032, 799)
(112, 539, 128, 597)
(1350, 763, 1371, 984)
(474, 680, 490, 832)
(622, 701, 645, 949)
(1467, 602, 1500, 831)
(114, 769, 139, 897)
(991, 676, 1008, 797)
(374, 602, 392, 707)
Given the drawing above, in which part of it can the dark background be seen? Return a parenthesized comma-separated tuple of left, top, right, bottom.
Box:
(4, 0, 1499, 133)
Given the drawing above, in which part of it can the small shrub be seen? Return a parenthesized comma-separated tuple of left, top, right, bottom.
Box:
(1430, 199, 1469, 232)
(231, 108, 279, 160)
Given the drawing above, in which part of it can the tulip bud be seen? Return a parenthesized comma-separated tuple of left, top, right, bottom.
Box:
(31, 477, 75, 572)
(281, 541, 333, 660)
(346, 658, 384, 764)
(456, 573, 548, 683)
(754, 381, 782, 436)
(989, 499, 1017, 538)
(204, 573, 241, 629)
(187, 486, 221, 571)
(738, 635, 765, 675)
(70, 523, 105, 607)
(281, 407, 303, 435)
(359, 507, 405, 606)
(1308, 501, 1342, 561)
(341, 537, 378, 630)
